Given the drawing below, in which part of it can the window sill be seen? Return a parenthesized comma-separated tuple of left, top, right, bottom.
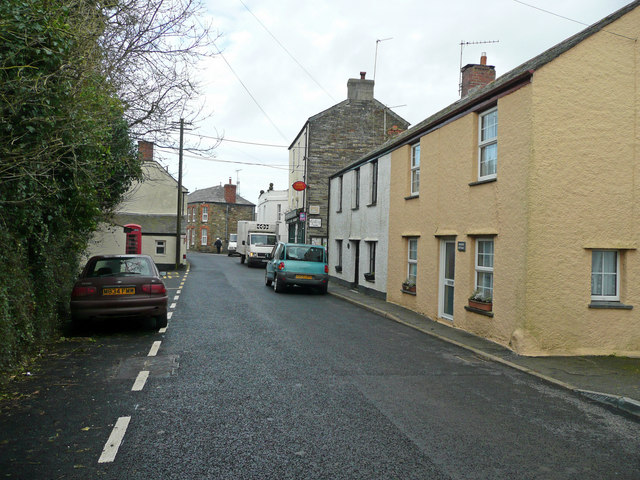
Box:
(335, 266, 342, 273)
(588, 301, 633, 310)
(464, 305, 494, 317)
(401, 289, 416, 296)
(404, 194, 419, 200)
(367, 202, 377, 208)
(469, 178, 497, 187)
(336, 209, 342, 214)
(364, 273, 375, 282)
(351, 207, 359, 211)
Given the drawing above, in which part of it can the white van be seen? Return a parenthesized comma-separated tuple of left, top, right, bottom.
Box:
(228, 233, 238, 256)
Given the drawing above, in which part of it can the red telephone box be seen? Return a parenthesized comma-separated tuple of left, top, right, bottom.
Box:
(124, 224, 142, 254)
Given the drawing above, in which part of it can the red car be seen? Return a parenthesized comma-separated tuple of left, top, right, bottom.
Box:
(70, 254, 168, 329)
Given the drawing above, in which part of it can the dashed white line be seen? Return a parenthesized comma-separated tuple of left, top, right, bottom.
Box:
(167, 311, 173, 319)
(170, 302, 177, 309)
(158, 327, 167, 333)
(98, 416, 131, 463)
(148, 341, 161, 357)
(132, 370, 150, 391)
(174, 295, 180, 301)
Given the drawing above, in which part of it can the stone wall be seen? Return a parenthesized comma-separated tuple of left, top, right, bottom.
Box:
(188, 202, 254, 253)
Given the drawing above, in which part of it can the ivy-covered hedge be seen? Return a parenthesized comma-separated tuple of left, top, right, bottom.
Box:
(0, 0, 142, 372)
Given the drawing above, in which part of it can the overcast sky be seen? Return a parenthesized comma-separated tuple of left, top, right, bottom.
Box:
(155, 0, 633, 206)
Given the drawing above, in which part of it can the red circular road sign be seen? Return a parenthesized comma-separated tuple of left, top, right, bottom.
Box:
(292, 181, 307, 191)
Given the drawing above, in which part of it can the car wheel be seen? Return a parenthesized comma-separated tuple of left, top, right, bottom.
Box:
(273, 275, 285, 293)
(155, 313, 168, 329)
(265, 271, 272, 286)
(319, 284, 328, 295)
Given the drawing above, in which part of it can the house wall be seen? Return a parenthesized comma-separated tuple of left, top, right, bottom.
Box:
(387, 7, 640, 356)
(257, 190, 288, 240)
(187, 202, 254, 253)
(118, 162, 178, 214)
(329, 153, 391, 297)
(520, 9, 640, 355)
(387, 87, 530, 351)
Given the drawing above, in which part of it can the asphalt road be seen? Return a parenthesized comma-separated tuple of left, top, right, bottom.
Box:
(1, 252, 639, 479)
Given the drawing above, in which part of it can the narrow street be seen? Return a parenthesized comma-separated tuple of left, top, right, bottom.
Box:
(1, 252, 638, 479)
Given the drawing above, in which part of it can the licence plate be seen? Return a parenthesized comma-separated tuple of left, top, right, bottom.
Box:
(295, 275, 313, 280)
(103, 287, 135, 296)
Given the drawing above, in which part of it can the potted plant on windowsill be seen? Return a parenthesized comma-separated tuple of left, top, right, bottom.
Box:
(468, 289, 492, 311)
(402, 278, 416, 293)
(364, 272, 375, 282)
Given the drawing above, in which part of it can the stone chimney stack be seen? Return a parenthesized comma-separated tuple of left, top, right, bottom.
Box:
(347, 72, 374, 101)
(224, 177, 237, 204)
(460, 53, 496, 97)
(138, 140, 154, 162)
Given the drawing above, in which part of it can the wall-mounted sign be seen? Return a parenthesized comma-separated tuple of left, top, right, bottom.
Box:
(292, 181, 307, 191)
(309, 218, 321, 228)
(457, 241, 466, 252)
(299, 212, 307, 222)
(309, 205, 320, 214)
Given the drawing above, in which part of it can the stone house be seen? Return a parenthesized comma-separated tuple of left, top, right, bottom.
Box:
(286, 72, 410, 245)
(186, 179, 254, 253)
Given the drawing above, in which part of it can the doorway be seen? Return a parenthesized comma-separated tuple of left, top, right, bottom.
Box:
(439, 239, 455, 321)
(353, 240, 360, 288)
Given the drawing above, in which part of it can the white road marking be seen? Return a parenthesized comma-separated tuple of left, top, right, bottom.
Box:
(170, 303, 177, 309)
(148, 341, 161, 357)
(158, 327, 167, 333)
(98, 416, 131, 463)
(132, 371, 149, 391)
(167, 312, 173, 319)
(176, 289, 181, 294)
(174, 295, 180, 301)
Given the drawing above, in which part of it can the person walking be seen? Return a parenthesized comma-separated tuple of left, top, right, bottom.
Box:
(214, 238, 222, 254)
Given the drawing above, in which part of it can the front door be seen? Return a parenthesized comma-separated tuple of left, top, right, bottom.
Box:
(353, 241, 360, 288)
(439, 240, 456, 321)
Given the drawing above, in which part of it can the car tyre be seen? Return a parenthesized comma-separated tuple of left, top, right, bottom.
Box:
(319, 284, 328, 294)
(265, 271, 272, 287)
(273, 275, 285, 293)
(155, 313, 168, 329)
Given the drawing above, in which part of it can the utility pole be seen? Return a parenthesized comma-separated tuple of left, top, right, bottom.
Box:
(175, 118, 184, 270)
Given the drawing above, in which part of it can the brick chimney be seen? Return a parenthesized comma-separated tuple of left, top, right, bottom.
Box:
(460, 53, 496, 97)
(138, 140, 154, 162)
(347, 72, 374, 101)
(224, 177, 237, 204)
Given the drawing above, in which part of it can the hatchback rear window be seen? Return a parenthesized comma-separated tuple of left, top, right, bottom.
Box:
(89, 257, 153, 277)
(285, 246, 324, 262)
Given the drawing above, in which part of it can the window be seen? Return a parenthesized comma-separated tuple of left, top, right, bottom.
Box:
(475, 239, 494, 300)
(367, 241, 376, 274)
(335, 240, 343, 271)
(155, 240, 166, 255)
(407, 238, 418, 284)
(479, 108, 498, 180)
(191, 228, 195, 246)
(201, 206, 208, 222)
(337, 176, 343, 212)
(352, 168, 360, 209)
(201, 228, 207, 246)
(277, 204, 282, 221)
(591, 250, 619, 301)
(411, 143, 420, 195)
(370, 160, 378, 205)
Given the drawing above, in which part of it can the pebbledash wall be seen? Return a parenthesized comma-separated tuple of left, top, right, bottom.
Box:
(385, 2, 640, 356)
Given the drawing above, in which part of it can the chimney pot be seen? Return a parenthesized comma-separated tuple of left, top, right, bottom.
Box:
(360, 71, 366, 79)
(480, 52, 487, 65)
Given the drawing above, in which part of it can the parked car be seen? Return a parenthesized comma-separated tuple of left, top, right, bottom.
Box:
(265, 242, 329, 293)
(228, 233, 238, 256)
(70, 254, 168, 329)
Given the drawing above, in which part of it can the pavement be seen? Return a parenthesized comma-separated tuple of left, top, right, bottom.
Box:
(327, 282, 640, 420)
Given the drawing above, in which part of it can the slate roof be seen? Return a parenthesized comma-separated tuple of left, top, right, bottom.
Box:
(110, 213, 186, 235)
(330, 0, 640, 177)
(186, 185, 255, 206)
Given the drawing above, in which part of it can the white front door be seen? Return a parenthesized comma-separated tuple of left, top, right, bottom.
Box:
(439, 240, 456, 321)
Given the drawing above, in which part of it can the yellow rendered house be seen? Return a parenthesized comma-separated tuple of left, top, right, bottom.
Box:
(381, 2, 640, 356)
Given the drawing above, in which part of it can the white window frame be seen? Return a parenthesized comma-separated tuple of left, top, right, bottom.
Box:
(591, 250, 620, 301)
(478, 107, 498, 181)
(367, 241, 376, 274)
(155, 240, 166, 255)
(475, 238, 494, 300)
(337, 176, 343, 212)
(201, 206, 208, 222)
(336, 240, 343, 269)
(352, 168, 360, 209)
(370, 160, 378, 205)
(201, 228, 207, 246)
(407, 238, 418, 284)
(410, 143, 420, 195)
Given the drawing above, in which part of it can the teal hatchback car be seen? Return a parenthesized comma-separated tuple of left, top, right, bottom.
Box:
(265, 242, 329, 294)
